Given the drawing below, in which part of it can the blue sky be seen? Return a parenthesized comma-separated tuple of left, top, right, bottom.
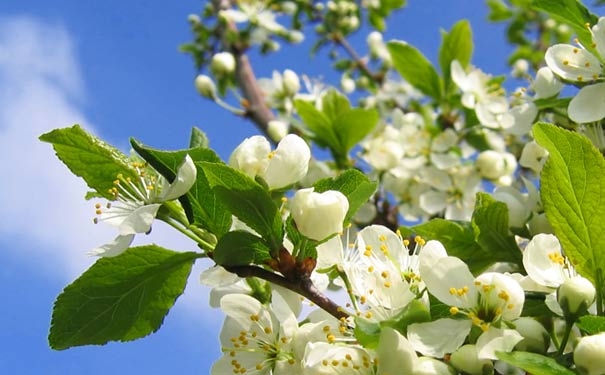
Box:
(0, 0, 569, 373)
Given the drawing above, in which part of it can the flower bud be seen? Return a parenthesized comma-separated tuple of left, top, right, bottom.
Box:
(341, 76, 356, 94)
(267, 120, 288, 142)
(476, 150, 506, 180)
(290, 188, 349, 241)
(229, 136, 271, 178)
(282, 69, 300, 96)
(210, 52, 236, 76)
(187, 14, 201, 24)
(194, 74, 217, 99)
(557, 276, 596, 317)
(574, 333, 605, 375)
(519, 141, 548, 174)
(449, 345, 494, 375)
(532, 67, 563, 99)
(513, 318, 550, 354)
(511, 59, 529, 78)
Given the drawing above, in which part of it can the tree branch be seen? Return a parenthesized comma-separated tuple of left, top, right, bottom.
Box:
(211, 0, 277, 141)
(225, 265, 348, 320)
(332, 33, 383, 84)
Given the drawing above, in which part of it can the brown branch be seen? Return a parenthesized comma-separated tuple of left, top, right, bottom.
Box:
(211, 0, 277, 141)
(332, 33, 383, 84)
(225, 265, 348, 320)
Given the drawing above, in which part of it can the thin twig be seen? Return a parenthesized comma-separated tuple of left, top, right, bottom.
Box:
(332, 33, 383, 84)
(225, 265, 348, 320)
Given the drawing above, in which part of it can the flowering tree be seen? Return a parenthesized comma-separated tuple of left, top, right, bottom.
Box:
(42, 0, 605, 373)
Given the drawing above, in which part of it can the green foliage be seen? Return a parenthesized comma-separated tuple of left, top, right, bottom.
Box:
(189, 126, 209, 148)
(405, 193, 522, 274)
(496, 351, 576, 375)
(354, 318, 382, 349)
(471, 192, 522, 266)
(439, 20, 473, 94)
(381, 299, 431, 335)
(368, 0, 407, 31)
(39, 125, 136, 200)
(387, 41, 443, 101)
(130, 138, 232, 236)
(486, 0, 514, 21)
(534, 122, 605, 285)
(213, 230, 272, 266)
(313, 169, 377, 224)
(577, 315, 605, 334)
(49, 246, 199, 350)
(199, 162, 283, 250)
(294, 90, 378, 165)
(533, 0, 599, 56)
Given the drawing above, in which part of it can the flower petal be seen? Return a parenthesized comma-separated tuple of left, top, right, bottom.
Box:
(407, 318, 472, 357)
(264, 134, 310, 189)
(88, 234, 135, 257)
(476, 327, 523, 360)
(420, 255, 477, 308)
(568, 82, 605, 123)
(119, 203, 161, 235)
(161, 154, 197, 201)
(545, 44, 601, 82)
(377, 327, 417, 375)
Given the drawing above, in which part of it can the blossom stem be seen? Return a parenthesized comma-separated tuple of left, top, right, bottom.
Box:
(556, 320, 574, 357)
(338, 271, 360, 312)
(225, 265, 348, 320)
(596, 269, 604, 316)
(161, 217, 215, 252)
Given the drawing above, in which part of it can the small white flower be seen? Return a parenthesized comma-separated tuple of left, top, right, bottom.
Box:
(229, 134, 311, 189)
(290, 188, 348, 241)
(195, 74, 217, 99)
(532, 67, 563, 99)
(90, 155, 196, 257)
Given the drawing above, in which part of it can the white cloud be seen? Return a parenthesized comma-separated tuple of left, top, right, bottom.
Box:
(0, 16, 221, 326)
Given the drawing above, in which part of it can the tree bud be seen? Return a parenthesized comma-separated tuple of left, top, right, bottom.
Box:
(267, 120, 288, 142)
(513, 317, 550, 354)
(557, 276, 596, 317)
(574, 333, 605, 375)
(476, 150, 506, 179)
(290, 188, 349, 241)
(194, 74, 217, 99)
(449, 345, 494, 375)
(210, 52, 236, 76)
(282, 69, 300, 96)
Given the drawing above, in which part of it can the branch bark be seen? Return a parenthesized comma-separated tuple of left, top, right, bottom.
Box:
(225, 265, 348, 320)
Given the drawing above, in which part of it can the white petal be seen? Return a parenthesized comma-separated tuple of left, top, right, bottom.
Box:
(88, 234, 135, 257)
(264, 134, 311, 189)
(451, 60, 469, 91)
(407, 318, 472, 357)
(229, 135, 271, 178)
(118, 203, 161, 235)
(532, 67, 563, 99)
(377, 327, 418, 374)
(420, 256, 477, 308)
(545, 44, 601, 82)
(161, 154, 197, 201)
(220, 293, 270, 331)
(200, 265, 241, 287)
(419, 190, 447, 215)
(418, 240, 448, 271)
(592, 17, 605, 60)
(476, 327, 523, 360)
(523, 233, 565, 288)
(208, 280, 252, 308)
(506, 102, 538, 136)
(568, 82, 605, 123)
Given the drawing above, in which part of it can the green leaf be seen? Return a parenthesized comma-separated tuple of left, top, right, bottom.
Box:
(471, 193, 523, 267)
(322, 89, 351, 122)
(381, 299, 431, 335)
(189, 126, 209, 148)
(577, 315, 605, 334)
(354, 317, 382, 349)
(387, 41, 443, 100)
(333, 108, 379, 152)
(313, 169, 377, 223)
(213, 230, 272, 266)
(49, 246, 198, 350)
(39, 125, 136, 200)
(533, 122, 605, 284)
(199, 162, 283, 249)
(294, 99, 340, 150)
(533, 0, 599, 57)
(439, 20, 473, 94)
(496, 351, 576, 375)
(130, 139, 231, 236)
(521, 292, 558, 317)
(486, 0, 513, 21)
(407, 219, 492, 274)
